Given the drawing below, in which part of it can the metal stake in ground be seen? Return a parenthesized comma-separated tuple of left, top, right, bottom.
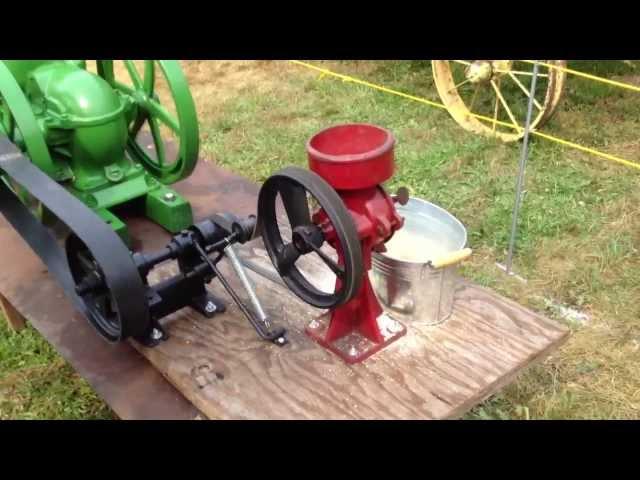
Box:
(499, 62, 540, 278)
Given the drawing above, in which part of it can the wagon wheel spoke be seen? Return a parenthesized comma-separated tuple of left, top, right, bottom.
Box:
(507, 72, 543, 110)
(432, 60, 564, 142)
(490, 79, 520, 131)
(492, 80, 500, 132)
(507, 70, 549, 77)
(468, 85, 480, 111)
(448, 77, 473, 93)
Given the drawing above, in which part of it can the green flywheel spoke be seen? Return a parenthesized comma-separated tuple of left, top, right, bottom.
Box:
(95, 59, 199, 184)
(0, 60, 62, 220)
(0, 61, 57, 177)
(129, 114, 146, 141)
(148, 116, 167, 168)
(114, 81, 136, 97)
(124, 61, 144, 90)
(146, 100, 180, 134)
(143, 61, 155, 96)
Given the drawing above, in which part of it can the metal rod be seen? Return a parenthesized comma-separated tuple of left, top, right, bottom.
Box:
(192, 241, 284, 343)
(238, 256, 288, 289)
(223, 244, 271, 328)
(505, 62, 539, 274)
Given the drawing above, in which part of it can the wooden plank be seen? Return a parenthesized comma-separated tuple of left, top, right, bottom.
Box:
(130, 190, 570, 419)
(0, 151, 569, 419)
(0, 292, 26, 332)
(133, 260, 568, 419)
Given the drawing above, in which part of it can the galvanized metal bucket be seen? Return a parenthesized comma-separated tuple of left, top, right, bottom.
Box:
(371, 197, 471, 326)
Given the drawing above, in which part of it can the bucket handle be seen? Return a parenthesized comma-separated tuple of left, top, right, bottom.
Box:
(422, 248, 472, 276)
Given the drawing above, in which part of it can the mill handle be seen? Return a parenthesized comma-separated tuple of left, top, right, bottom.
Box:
(430, 248, 472, 269)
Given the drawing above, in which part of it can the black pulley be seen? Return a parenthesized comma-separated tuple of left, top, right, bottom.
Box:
(1, 135, 290, 346)
(257, 166, 363, 309)
(0, 136, 151, 343)
(66, 235, 126, 342)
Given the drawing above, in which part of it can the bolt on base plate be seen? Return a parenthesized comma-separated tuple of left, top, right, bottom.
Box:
(191, 292, 226, 318)
(305, 313, 406, 364)
(135, 323, 169, 348)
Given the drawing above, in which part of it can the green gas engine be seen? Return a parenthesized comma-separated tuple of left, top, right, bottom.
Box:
(0, 60, 366, 352)
(0, 60, 199, 242)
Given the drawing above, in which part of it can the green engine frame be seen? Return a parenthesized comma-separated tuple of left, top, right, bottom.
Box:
(0, 60, 200, 243)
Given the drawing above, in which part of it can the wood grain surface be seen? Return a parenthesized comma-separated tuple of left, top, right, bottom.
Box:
(133, 237, 569, 419)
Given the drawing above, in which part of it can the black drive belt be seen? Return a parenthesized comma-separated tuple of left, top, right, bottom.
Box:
(0, 136, 150, 342)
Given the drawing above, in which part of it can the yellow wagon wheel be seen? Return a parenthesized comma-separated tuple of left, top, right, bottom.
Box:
(432, 60, 567, 142)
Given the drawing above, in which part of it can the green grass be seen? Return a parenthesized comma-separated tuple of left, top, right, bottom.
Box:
(200, 60, 640, 419)
(0, 317, 114, 419)
(3, 60, 640, 419)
